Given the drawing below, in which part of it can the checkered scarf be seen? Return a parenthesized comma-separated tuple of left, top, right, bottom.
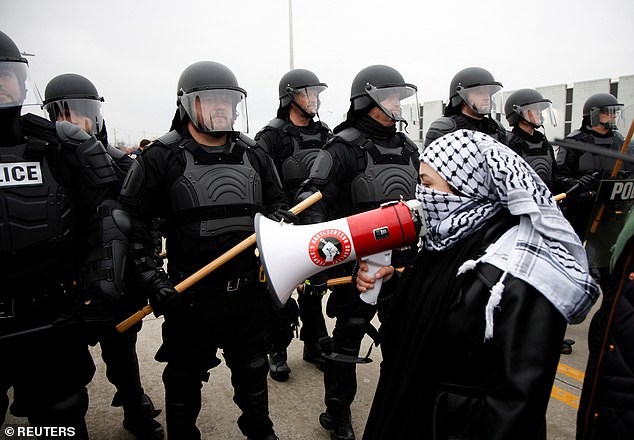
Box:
(417, 130, 598, 337)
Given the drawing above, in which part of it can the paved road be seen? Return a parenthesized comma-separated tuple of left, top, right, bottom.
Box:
(3, 295, 598, 439)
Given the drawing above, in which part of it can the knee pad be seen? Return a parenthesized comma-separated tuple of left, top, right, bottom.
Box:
(225, 354, 268, 390)
(335, 316, 369, 353)
(162, 365, 205, 391)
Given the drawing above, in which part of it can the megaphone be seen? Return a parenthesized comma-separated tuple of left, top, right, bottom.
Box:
(255, 199, 426, 306)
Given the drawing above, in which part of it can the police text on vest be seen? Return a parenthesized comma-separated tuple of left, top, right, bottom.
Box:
(0, 162, 43, 187)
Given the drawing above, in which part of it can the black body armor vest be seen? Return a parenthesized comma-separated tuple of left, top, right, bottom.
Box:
(0, 138, 73, 254)
(268, 118, 330, 193)
(169, 140, 263, 237)
(568, 129, 627, 175)
(0, 137, 75, 282)
(338, 128, 418, 211)
(507, 131, 555, 190)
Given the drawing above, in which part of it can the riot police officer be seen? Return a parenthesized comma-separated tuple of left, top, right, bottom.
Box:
(559, 92, 631, 237)
(424, 66, 507, 147)
(504, 88, 596, 195)
(296, 65, 420, 440)
(558, 92, 633, 292)
(0, 30, 130, 438)
(43, 73, 163, 439)
(119, 61, 291, 440)
(255, 68, 333, 381)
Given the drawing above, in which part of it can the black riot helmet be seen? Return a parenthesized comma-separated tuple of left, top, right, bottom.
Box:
(446, 67, 502, 116)
(349, 64, 418, 123)
(43, 73, 105, 135)
(504, 88, 556, 128)
(583, 92, 623, 129)
(0, 30, 30, 109)
(176, 61, 248, 133)
(278, 68, 327, 118)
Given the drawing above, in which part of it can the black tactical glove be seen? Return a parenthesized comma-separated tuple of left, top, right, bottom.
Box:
(576, 173, 599, 192)
(302, 271, 329, 296)
(268, 208, 299, 224)
(145, 268, 179, 317)
(80, 295, 117, 346)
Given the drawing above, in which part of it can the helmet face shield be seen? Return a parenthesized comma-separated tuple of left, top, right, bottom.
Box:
(366, 84, 418, 122)
(515, 101, 556, 128)
(457, 84, 502, 115)
(45, 98, 104, 135)
(590, 104, 623, 129)
(179, 88, 248, 133)
(0, 61, 40, 110)
(288, 85, 327, 117)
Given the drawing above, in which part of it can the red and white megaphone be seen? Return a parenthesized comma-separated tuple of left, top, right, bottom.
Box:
(255, 199, 426, 306)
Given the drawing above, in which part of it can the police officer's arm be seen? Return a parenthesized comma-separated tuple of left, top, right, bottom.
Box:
(55, 121, 130, 304)
(119, 146, 179, 317)
(295, 142, 353, 225)
(249, 145, 295, 221)
(254, 127, 287, 176)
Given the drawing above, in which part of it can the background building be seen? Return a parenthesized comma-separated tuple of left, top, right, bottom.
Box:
(403, 74, 634, 151)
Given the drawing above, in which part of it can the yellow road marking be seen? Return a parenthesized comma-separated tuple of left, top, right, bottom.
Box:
(550, 363, 585, 409)
(551, 385, 580, 409)
(557, 363, 585, 382)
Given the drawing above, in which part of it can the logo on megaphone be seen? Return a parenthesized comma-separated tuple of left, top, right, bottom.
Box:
(255, 199, 426, 306)
(309, 230, 352, 266)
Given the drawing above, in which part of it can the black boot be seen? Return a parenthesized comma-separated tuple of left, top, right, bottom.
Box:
(268, 350, 290, 382)
(561, 338, 575, 355)
(303, 342, 325, 371)
(119, 393, 164, 440)
(162, 366, 203, 440)
(319, 409, 355, 440)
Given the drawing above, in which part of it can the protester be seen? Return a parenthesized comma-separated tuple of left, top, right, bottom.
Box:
(357, 129, 599, 440)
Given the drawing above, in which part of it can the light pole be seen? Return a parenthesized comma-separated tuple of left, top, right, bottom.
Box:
(288, 0, 294, 70)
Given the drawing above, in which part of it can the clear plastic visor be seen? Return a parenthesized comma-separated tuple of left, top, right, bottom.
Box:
(44, 99, 104, 135)
(180, 88, 248, 133)
(0, 61, 41, 109)
(366, 84, 419, 122)
(458, 84, 502, 115)
(591, 104, 623, 129)
(289, 85, 327, 117)
(515, 101, 556, 127)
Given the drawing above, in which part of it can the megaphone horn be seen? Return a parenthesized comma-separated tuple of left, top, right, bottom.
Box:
(255, 199, 426, 306)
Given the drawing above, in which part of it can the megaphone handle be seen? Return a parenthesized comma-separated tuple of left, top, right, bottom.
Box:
(360, 250, 393, 305)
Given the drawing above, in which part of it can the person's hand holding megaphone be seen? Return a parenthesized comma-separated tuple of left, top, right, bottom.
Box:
(354, 260, 396, 294)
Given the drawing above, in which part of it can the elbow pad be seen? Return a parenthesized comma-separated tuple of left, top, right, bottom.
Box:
(83, 200, 131, 302)
(56, 121, 118, 186)
(307, 149, 334, 186)
(424, 117, 458, 148)
(120, 159, 145, 201)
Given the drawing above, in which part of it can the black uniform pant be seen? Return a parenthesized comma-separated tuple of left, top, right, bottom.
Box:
(298, 292, 329, 347)
(98, 320, 144, 407)
(269, 291, 329, 353)
(0, 318, 95, 439)
(324, 283, 376, 419)
(268, 297, 298, 352)
(155, 280, 275, 440)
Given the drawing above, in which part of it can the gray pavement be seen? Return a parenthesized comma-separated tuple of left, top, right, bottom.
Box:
(3, 294, 598, 439)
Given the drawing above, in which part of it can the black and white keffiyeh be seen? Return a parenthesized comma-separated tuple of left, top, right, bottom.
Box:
(417, 130, 599, 338)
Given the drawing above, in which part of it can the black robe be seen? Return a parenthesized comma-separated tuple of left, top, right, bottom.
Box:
(363, 215, 566, 440)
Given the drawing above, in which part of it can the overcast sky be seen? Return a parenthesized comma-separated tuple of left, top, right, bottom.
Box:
(3, 0, 634, 146)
